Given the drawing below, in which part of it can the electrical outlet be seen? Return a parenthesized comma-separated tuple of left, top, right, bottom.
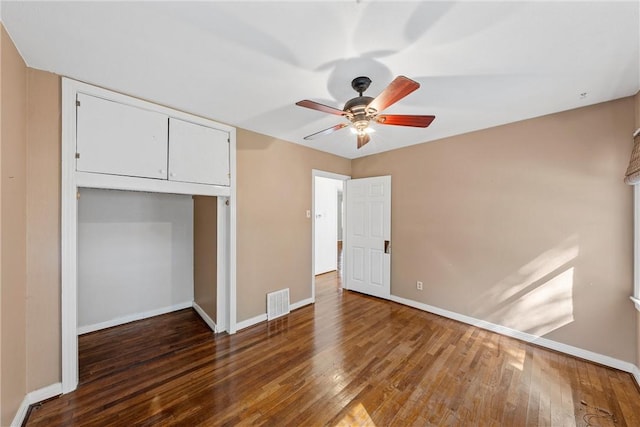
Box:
(417, 281, 423, 290)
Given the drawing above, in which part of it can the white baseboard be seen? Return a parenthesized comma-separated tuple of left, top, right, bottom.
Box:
(192, 302, 218, 332)
(291, 297, 314, 311)
(236, 313, 267, 331)
(236, 297, 315, 331)
(27, 382, 63, 404)
(77, 301, 193, 335)
(11, 396, 29, 427)
(11, 382, 62, 427)
(389, 295, 640, 376)
(632, 364, 640, 386)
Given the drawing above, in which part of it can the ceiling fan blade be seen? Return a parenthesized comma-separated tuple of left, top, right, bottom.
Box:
(376, 114, 435, 128)
(357, 133, 370, 149)
(303, 123, 349, 140)
(366, 76, 420, 113)
(296, 100, 345, 116)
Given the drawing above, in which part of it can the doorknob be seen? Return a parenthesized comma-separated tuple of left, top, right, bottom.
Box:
(384, 240, 391, 254)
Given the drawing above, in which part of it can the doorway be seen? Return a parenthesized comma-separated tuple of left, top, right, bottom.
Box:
(311, 170, 350, 302)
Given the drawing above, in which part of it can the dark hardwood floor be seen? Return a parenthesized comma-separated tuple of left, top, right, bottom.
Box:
(27, 271, 640, 426)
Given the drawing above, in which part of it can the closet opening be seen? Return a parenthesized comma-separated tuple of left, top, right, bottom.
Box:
(62, 77, 236, 393)
(77, 189, 223, 332)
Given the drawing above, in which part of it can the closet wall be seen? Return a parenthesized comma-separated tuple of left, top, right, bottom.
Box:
(194, 196, 218, 323)
(77, 188, 194, 333)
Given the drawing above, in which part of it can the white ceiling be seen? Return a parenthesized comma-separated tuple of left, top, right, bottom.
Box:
(2, 1, 639, 159)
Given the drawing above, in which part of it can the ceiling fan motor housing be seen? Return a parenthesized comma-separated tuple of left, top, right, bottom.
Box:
(343, 96, 374, 115)
(343, 96, 375, 132)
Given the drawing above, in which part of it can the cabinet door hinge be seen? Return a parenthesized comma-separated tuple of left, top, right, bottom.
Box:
(76, 100, 81, 107)
(75, 153, 80, 159)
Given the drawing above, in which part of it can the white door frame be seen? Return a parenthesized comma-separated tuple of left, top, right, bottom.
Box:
(311, 170, 350, 302)
(61, 78, 236, 393)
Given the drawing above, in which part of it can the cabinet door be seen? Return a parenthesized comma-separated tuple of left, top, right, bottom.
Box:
(168, 118, 230, 186)
(76, 93, 169, 179)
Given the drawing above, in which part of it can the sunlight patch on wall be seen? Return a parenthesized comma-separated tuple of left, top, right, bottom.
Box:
(494, 268, 574, 336)
(473, 236, 578, 336)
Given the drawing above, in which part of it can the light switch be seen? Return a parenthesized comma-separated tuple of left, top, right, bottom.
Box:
(306, 210, 311, 218)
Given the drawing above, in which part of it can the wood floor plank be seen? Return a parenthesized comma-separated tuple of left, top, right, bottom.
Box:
(26, 270, 640, 426)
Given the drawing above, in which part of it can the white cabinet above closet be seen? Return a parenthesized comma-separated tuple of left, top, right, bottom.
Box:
(76, 93, 169, 180)
(74, 90, 233, 197)
(169, 118, 230, 186)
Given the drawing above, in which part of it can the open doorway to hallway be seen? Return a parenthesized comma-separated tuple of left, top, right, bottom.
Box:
(311, 170, 350, 303)
(314, 176, 344, 276)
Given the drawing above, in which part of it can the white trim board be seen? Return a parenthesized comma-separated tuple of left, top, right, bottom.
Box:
(291, 297, 314, 312)
(76, 171, 230, 197)
(11, 398, 29, 427)
(634, 185, 640, 304)
(632, 365, 640, 387)
(389, 295, 640, 377)
(77, 302, 192, 335)
(236, 313, 268, 331)
(193, 302, 218, 333)
(236, 297, 314, 331)
(11, 383, 62, 427)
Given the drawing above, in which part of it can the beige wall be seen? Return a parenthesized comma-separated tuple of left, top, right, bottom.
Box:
(353, 97, 637, 363)
(236, 129, 351, 321)
(26, 69, 61, 391)
(193, 196, 218, 323)
(1, 24, 28, 426)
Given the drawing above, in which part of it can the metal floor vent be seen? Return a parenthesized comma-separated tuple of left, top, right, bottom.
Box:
(267, 288, 290, 321)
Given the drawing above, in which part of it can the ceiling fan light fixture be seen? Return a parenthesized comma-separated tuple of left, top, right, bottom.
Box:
(352, 118, 369, 134)
(296, 75, 434, 149)
(350, 124, 375, 135)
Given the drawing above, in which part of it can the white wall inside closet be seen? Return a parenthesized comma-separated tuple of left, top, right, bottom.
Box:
(77, 188, 194, 333)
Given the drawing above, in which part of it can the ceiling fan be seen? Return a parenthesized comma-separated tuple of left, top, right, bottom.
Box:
(296, 76, 435, 149)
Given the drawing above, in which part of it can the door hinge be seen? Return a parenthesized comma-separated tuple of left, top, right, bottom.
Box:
(75, 153, 80, 159)
(76, 100, 80, 107)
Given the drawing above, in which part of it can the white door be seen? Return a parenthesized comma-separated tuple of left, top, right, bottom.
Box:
(345, 176, 391, 299)
(168, 118, 230, 186)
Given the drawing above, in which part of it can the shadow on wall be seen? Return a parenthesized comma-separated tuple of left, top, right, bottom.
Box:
(472, 235, 578, 336)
